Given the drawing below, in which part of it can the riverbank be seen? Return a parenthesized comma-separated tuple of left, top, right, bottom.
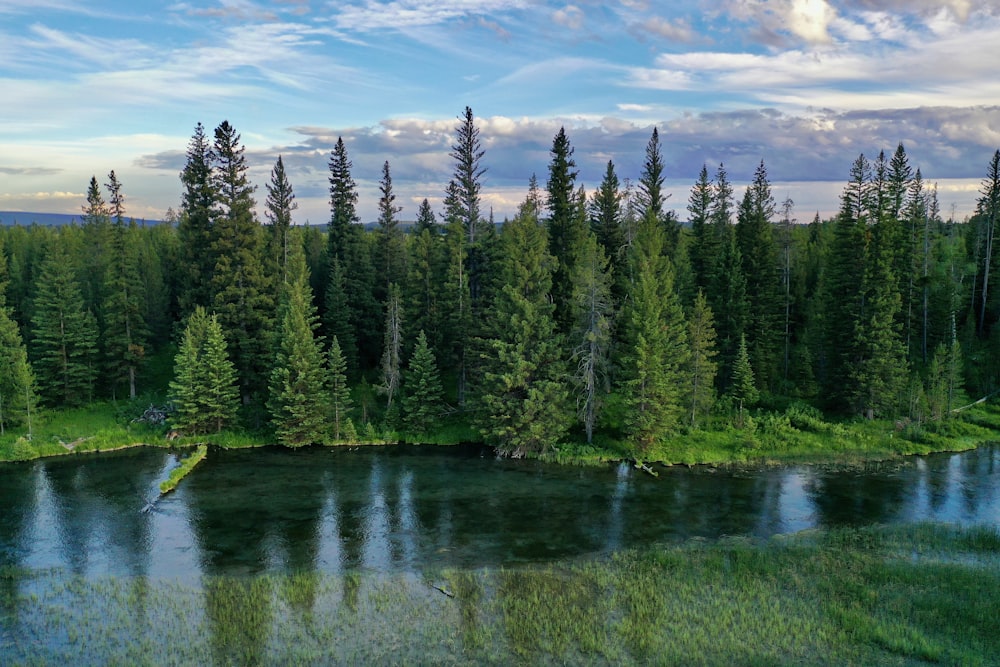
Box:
(2, 400, 999, 468)
(2, 522, 997, 665)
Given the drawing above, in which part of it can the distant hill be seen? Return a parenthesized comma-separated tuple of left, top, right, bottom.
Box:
(0, 211, 163, 227)
(0, 211, 81, 226)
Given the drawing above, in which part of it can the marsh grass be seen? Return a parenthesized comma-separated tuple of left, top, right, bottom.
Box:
(158, 444, 207, 494)
(3, 524, 996, 665)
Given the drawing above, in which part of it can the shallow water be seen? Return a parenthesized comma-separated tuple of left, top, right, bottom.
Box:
(1, 443, 998, 579)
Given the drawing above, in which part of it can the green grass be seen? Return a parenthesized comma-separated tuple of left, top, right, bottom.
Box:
(158, 444, 208, 494)
(3, 398, 999, 467)
(2, 523, 997, 665)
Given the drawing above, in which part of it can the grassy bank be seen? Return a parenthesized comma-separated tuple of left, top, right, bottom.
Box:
(2, 399, 998, 467)
(158, 444, 208, 494)
(1, 523, 997, 665)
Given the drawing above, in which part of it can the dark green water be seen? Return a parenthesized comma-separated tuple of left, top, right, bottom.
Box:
(1, 444, 998, 579)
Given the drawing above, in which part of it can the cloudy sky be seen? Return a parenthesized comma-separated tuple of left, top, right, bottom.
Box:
(1, 0, 998, 224)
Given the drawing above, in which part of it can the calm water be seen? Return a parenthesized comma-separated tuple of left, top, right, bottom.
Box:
(1, 444, 998, 580)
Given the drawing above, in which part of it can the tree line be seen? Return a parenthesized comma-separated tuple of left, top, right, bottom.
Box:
(1, 109, 999, 457)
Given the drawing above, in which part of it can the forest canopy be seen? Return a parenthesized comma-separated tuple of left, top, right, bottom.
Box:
(1, 109, 997, 458)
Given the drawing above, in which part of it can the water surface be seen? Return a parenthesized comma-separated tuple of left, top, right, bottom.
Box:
(1, 444, 998, 580)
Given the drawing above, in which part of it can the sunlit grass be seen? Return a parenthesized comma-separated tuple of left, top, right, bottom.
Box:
(2, 523, 997, 665)
(158, 444, 207, 494)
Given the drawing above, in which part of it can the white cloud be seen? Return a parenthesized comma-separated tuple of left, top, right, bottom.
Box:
(330, 0, 531, 31)
(552, 5, 585, 30)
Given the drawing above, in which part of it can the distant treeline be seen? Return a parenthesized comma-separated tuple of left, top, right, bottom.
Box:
(1, 108, 999, 456)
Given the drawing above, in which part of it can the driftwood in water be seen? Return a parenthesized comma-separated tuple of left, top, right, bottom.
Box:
(431, 584, 455, 598)
(634, 461, 659, 477)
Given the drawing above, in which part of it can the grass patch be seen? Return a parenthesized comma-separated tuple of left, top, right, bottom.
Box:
(158, 444, 208, 494)
(2, 523, 997, 665)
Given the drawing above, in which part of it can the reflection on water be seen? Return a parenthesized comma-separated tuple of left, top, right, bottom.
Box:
(1, 444, 998, 580)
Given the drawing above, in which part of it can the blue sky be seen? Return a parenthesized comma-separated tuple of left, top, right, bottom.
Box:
(1, 0, 998, 224)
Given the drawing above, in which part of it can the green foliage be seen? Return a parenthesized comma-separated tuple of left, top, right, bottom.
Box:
(159, 444, 208, 494)
(31, 238, 99, 407)
(169, 307, 239, 435)
(728, 334, 758, 427)
(0, 305, 35, 433)
(618, 214, 689, 453)
(327, 336, 353, 441)
(401, 330, 444, 438)
(477, 203, 571, 456)
(267, 270, 329, 447)
(686, 290, 717, 428)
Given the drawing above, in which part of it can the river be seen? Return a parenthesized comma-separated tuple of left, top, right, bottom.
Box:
(2, 443, 998, 580)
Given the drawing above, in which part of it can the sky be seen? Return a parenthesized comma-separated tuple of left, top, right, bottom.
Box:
(1, 0, 999, 225)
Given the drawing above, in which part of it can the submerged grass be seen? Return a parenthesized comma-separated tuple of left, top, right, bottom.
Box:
(2, 523, 997, 666)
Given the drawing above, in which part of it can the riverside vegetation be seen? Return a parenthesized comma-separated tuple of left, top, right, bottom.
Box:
(2, 109, 1000, 466)
(1, 523, 997, 665)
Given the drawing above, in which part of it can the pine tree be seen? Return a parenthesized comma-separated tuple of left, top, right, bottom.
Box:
(406, 218, 445, 358)
(327, 335, 353, 441)
(477, 200, 571, 456)
(728, 334, 758, 427)
(618, 214, 689, 453)
(401, 330, 444, 437)
(210, 120, 273, 405)
(688, 164, 715, 292)
(414, 198, 437, 234)
(376, 160, 406, 300)
(736, 160, 780, 391)
(687, 290, 718, 429)
(589, 160, 625, 267)
(323, 258, 358, 374)
(569, 233, 613, 444)
(326, 139, 378, 371)
(267, 262, 329, 446)
(637, 127, 677, 255)
(449, 106, 486, 246)
(177, 122, 217, 316)
(170, 307, 240, 434)
(31, 239, 99, 406)
(546, 126, 584, 331)
(265, 155, 297, 285)
(102, 171, 147, 399)
(380, 283, 403, 413)
(442, 216, 472, 405)
(0, 305, 35, 434)
(80, 175, 111, 320)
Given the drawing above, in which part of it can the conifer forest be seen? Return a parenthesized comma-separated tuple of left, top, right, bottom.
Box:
(3, 107, 1000, 461)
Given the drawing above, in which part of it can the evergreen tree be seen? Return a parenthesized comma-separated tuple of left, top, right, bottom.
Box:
(618, 214, 689, 453)
(851, 214, 908, 419)
(820, 155, 870, 409)
(102, 172, 147, 399)
(414, 198, 437, 234)
(376, 160, 406, 300)
(380, 283, 403, 413)
(406, 219, 445, 358)
(323, 258, 358, 374)
(637, 127, 677, 254)
(267, 262, 329, 447)
(442, 215, 472, 405)
(265, 155, 297, 284)
(327, 335, 353, 441)
(31, 240, 99, 406)
(210, 120, 274, 405)
(477, 200, 571, 456)
(448, 106, 486, 246)
(589, 160, 627, 303)
(177, 122, 217, 316)
(687, 290, 718, 429)
(170, 307, 239, 434)
(569, 233, 613, 444)
(545, 126, 584, 331)
(728, 334, 758, 427)
(326, 139, 378, 371)
(80, 175, 111, 319)
(736, 160, 780, 391)
(401, 329, 444, 437)
(975, 150, 1000, 336)
(688, 164, 716, 292)
(712, 232, 749, 387)
(0, 305, 34, 434)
